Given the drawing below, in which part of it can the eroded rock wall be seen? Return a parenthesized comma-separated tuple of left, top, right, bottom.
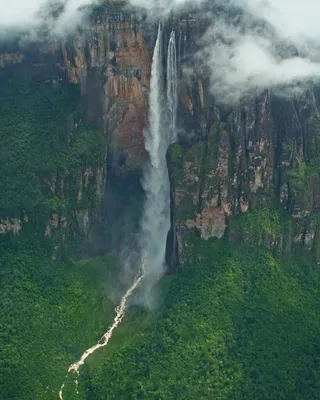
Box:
(169, 72, 320, 262)
(0, 4, 319, 262)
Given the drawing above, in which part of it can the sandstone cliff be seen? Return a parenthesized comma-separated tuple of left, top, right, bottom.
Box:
(0, 3, 319, 262)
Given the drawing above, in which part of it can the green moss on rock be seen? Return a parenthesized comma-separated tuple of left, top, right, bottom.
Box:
(0, 67, 106, 240)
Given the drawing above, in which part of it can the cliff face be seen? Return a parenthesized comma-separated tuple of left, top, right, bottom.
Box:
(0, 51, 107, 254)
(169, 87, 320, 262)
(0, 6, 153, 253)
(62, 9, 153, 177)
(0, 4, 319, 261)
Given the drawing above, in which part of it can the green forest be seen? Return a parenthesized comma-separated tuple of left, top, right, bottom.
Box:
(79, 240, 320, 400)
(1, 237, 320, 399)
(0, 247, 115, 399)
(1, 66, 320, 400)
(0, 66, 112, 399)
(0, 65, 105, 226)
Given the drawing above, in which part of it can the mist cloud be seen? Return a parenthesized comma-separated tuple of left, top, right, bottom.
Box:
(2, 0, 320, 100)
(202, 0, 320, 102)
(125, 0, 320, 102)
(128, 0, 200, 16)
(0, 0, 99, 39)
(235, 0, 320, 45)
(201, 18, 320, 103)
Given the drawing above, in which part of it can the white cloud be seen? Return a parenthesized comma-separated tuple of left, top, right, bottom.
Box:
(201, 19, 320, 103)
(127, 0, 201, 17)
(2, 0, 320, 102)
(198, 0, 320, 103)
(125, 0, 320, 102)
(0, 0, 99, 39)
(235, 0, 320, 44)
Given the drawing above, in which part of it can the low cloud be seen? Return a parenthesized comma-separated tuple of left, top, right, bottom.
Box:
(201, 0, 320, 102)
(0, 0, 99, 40)
(201, 19, 320, 103)
(1, 0, 320, 100)
(0, 0, 198, 36)
(125, 0, 320, 102)
(127, 0, 201, 17)
(234, 0, 320, 46)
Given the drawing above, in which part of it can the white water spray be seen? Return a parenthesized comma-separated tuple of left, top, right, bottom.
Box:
(139, 24, 174, 301)
(183, 32, 187, 60)
(167, 30, 178, 143)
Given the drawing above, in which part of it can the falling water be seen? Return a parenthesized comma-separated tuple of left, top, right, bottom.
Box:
(167, 29, 178, 266)
(140, 24, 172, 298)
(167, 30, 178, 143)
(58, 22, 179, 398)
(139, 25, 178, 302)
(178, 29, 182, 76)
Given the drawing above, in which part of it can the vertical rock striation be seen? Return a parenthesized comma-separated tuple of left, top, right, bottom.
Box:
(0, 4, 319, 262)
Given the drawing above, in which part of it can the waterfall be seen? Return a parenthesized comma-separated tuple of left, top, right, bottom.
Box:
(167, 30, 178, 143)
(58, 23, 179, 398)
(167, 29, 178, 268)
(144, 24, 164, 168)
(178, 29, 182, 77)
(183, 32, 187, 60)
(139, 24, 172, 301)
(140, 25, 178, 303)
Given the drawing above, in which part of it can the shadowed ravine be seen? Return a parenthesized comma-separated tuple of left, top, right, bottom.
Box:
(58, 25, 177, 399)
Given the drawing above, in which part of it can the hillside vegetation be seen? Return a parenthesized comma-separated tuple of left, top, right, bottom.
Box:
(81, 239, 320, 400)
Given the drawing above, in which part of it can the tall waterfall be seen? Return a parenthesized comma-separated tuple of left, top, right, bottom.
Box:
(139, 24, 172, 302)
(167, 30, 178, 143)
(140, 26, 178, 304)
(58, 23, 178, 397)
